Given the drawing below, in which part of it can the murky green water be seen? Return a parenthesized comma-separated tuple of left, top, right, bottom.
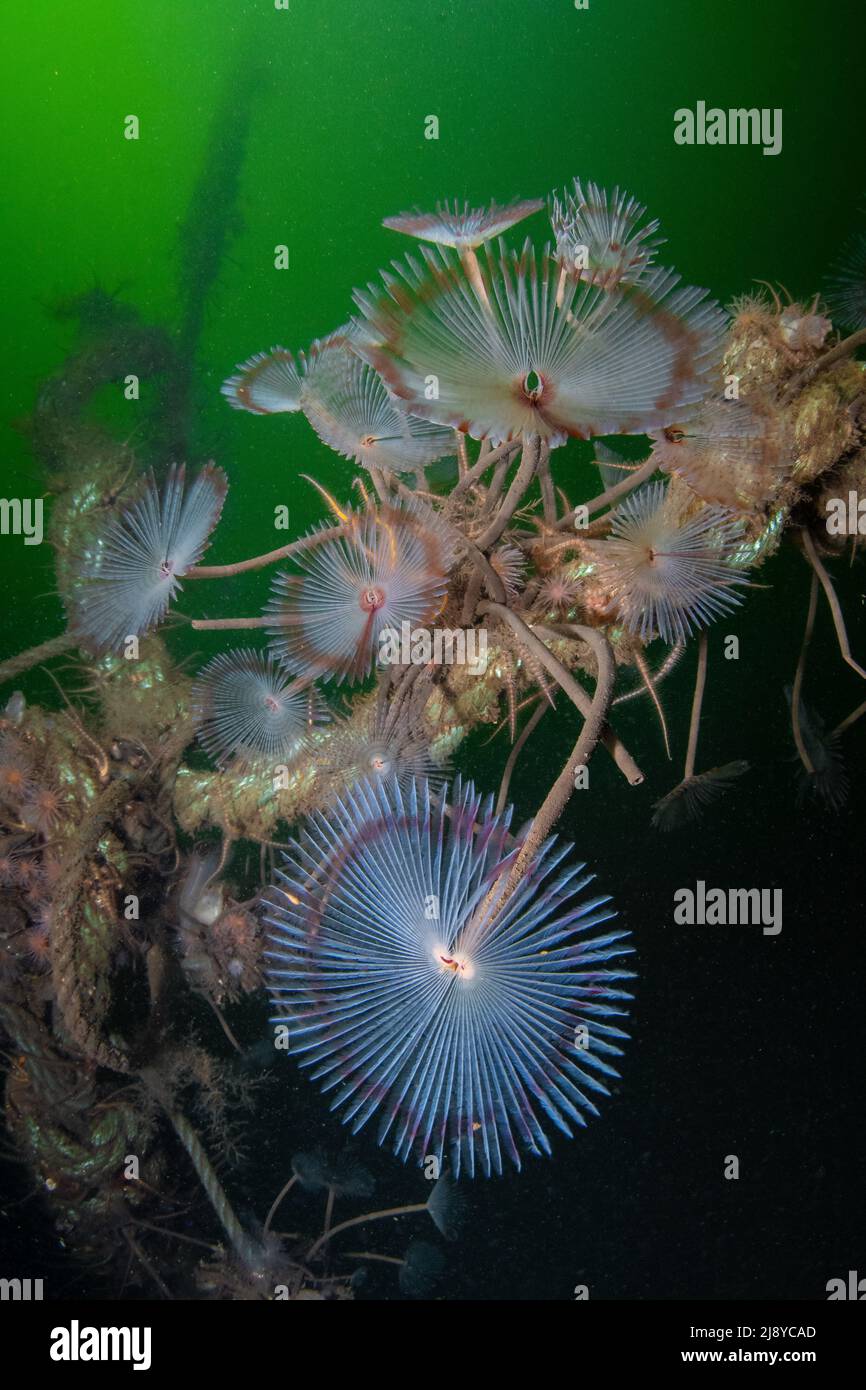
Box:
(1, 0, 864, 1303)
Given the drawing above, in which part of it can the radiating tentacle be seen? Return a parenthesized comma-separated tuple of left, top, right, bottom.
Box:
(264, 775, 634, 1178)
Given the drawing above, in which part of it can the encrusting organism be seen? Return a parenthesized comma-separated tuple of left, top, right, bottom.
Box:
(352, 243, 728, 447)
(824, 226, 866, 331)
(784, 686, 849, 811)
(299, 333, 455, 478)
(549, 178, 663, 288)
(2, 170, 866, 1297)
(264, 775, 634, 1179)
(582, 481, 748, 644)
(266, 499, 455, 683)
(649, 397, 788, 513)
(323, 676, 447, 795)
(192, 648, 322, 769)
(67, 463, 227, 654)
(380, 195, 544, 304)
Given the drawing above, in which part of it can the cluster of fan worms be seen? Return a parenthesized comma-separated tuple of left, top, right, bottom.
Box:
(1, 177, 864, 1295)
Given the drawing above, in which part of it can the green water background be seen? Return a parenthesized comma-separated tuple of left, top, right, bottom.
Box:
(3, 0, 864, 588)
(1, 0, 865, 1299)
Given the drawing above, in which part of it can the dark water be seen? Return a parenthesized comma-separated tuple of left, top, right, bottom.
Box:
(1, 0, 864, 1303)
